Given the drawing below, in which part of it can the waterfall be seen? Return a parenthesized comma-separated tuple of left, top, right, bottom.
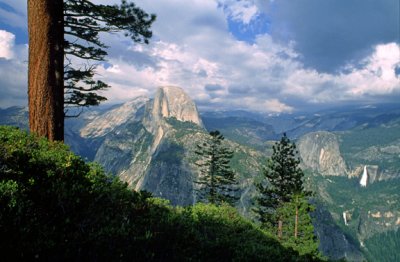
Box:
(360, 165, 368, 187)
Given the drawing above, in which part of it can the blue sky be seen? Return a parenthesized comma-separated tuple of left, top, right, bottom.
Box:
(0, 0, 399, 113)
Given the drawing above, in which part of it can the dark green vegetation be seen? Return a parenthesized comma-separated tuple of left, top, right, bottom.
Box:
(255, 133, 309, 222)
(364, 229, 400, 262)
(0, 126, 322, 261)
(195, 130, 238, 205)
(64, 0, 156, 115)
(255, 134, 320, 259)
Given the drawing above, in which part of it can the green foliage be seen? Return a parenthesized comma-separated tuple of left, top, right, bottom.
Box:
(195, 130, 238, 205)
(255, 133, 309, 224)
(64, 0, 156, 116)
(254, 133, 321, 258)
(276, 194, 321, 259)
(364, 229, 400, 262)
(180, 203, 321, 261)
(0, 126, 322, 261)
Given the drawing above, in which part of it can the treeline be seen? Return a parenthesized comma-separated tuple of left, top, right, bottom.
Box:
(364, 229, 400, 262)
(0, 126, 323, 261)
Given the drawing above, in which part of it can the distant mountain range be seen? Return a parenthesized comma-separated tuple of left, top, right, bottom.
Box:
(1, 87, 399, 262)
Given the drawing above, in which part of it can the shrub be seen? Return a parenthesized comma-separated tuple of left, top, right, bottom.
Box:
(0, 126, 321, 261)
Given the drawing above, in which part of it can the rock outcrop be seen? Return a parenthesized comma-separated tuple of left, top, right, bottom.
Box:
(298, 131, 348, 176)
(144, 86, 203, 132)
(91, 87, 205, 204)
(80, 96, 149, 138)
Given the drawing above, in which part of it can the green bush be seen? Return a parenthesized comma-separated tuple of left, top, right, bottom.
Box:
(0, 126, 321, 261)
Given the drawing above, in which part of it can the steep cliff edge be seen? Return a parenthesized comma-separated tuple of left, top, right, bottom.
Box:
(143, 86, 203, 132)
(93, 86, 205, 204)
(298, 131, 348, 176)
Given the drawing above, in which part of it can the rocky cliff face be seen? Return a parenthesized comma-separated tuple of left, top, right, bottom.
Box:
(80, 96, 149, 139)
(312, 204, 365, 262)
(82, 86, 262, 206)
(144, 86, 203, 131)
(90, 87, 204, 205)
(298, 131, 348, 176)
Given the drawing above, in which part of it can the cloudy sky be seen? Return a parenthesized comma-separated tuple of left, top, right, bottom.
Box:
(0, 0, 399, 113)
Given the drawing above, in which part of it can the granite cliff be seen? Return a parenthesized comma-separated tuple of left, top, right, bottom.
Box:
(298, 131, 348, 177)
(73, 86, 262, 206)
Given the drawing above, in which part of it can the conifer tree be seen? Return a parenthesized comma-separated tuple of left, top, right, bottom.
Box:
(255, 133, 307, 225)
(28, 0, 64, 141)
(28, 0, 155, 141)
(255, 133, 319, 257)
(277, 193, 320, 258)
(195, 130, 238, 205)
(63, 0, 156, 117)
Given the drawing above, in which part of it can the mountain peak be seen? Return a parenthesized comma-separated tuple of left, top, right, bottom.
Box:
(151, 86, 203, 127)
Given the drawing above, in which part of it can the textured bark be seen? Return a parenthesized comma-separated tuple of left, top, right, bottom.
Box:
(295, 204, 299, 238)
(28, 0, 64, 141)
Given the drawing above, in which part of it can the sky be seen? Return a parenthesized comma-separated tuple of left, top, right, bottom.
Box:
(0, 0, 399, 114)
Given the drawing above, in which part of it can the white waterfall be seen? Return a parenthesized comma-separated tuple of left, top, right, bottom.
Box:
(360, 165, 368, 187)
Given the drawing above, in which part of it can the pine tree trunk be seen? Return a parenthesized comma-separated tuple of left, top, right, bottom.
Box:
(295, 204, 298, 239)
(28, 0, 64, 141)
(278, 219, 283, 239)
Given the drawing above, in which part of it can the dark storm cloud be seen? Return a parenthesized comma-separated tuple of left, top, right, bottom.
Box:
(264, 0, 399, 73)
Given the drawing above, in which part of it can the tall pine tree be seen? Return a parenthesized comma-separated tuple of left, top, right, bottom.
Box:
(28, 0, 64, 141)
(276, 193, 320, 258)
(255, 133, 306, 225)
(195, 130, 238, 205)
(28, 0, 155, 140)
(255, 133, 320, 258)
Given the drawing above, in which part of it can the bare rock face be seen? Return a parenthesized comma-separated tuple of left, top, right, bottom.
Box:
(80, 96, 149, 138)
(298, 131, 348, 176)
(147, 86, 203, 128)
(91, 86, 207, 205)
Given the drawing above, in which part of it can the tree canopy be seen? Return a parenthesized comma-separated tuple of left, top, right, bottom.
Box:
(255, 133, 308, 224)
(254, 133, 320, 258)
(195, 130, 238, 205)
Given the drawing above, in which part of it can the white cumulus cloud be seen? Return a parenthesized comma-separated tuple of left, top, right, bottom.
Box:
(0, 30, 15, 59)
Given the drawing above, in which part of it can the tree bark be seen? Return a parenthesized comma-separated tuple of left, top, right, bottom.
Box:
(28, 0, 64, 141)
(295, 204, 298, 238)
(278, 219, 283, 239)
